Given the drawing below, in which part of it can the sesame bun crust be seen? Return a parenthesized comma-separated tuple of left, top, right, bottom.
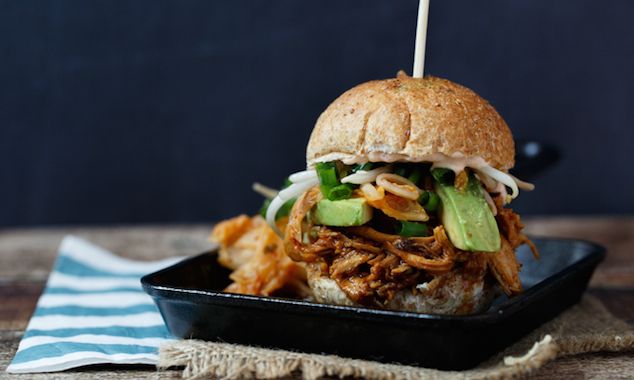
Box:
(306, 73, 515, 171)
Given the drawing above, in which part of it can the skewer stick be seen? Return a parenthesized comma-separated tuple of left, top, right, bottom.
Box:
(412, 0, 430, 78)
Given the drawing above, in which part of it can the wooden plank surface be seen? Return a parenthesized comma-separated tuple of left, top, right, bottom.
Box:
(524, 216, 634, 288)
(0, 217, 632, 379)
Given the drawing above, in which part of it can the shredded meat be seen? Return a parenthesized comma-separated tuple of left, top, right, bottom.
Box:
(213, 188, 539, 305)
(330, 249, 373, 277)
(385, 226, 456, 275)
(284, 187, 324, 262)
(474, 199, 540, 296)
(282, 187, 539, 304)
(497, 206, 540, 259)
(283, 191, 456, 305)
(487, 237, 522, 296)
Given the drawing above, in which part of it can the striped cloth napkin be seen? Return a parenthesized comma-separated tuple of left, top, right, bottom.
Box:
(7, 236, 184, 373)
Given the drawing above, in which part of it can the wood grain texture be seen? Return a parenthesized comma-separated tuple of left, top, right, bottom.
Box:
(0, 282, 42, 330)
(0, 218, 632, 379)
(0, 225, 214, 282)
(524, 216, 634, 288)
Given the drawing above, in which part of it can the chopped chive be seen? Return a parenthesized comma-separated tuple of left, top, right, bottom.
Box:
(396, 221, 429, 237)
(431, 168, 454, 185)
(423, 192, 440, 212)
(408, 167, 422, 185)
(327, 183, 354, 201)
(339, 166, 351, 178)
(394, 165, 409, 177)
(316, 162, 340, 197)
(353, 162, 374, 172)
(418, 190, 440, 212)
(316, 162, 339, 187)
(418, 191, 430, 205)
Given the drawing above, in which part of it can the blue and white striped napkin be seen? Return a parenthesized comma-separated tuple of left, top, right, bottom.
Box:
(7, 236, 184, 373)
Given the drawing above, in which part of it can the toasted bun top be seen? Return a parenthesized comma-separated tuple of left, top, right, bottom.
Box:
(306, 73, 515, 171)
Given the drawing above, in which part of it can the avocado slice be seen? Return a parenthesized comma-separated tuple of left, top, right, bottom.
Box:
(434, 174, 501, 252)
(312, 198, 373, 227)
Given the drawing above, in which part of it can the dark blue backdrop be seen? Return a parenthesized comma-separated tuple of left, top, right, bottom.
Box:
(1, 0, 633, 226)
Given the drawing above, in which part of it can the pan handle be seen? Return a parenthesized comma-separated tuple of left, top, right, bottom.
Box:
(512, 140, 560, 180)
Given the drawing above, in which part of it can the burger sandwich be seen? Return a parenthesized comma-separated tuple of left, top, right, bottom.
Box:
(212, 72, 538, 315)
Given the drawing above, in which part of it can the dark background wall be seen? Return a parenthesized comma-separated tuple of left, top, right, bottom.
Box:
(1, 0, 633, 226)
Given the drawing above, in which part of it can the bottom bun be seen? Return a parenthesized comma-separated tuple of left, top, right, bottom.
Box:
(307, 265, 495, 315)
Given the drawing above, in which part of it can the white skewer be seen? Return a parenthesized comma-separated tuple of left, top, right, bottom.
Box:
(252, 182, 278, 199)
(412, 0, 430, 78)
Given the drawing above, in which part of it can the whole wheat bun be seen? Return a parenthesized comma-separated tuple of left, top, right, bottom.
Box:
(306, 264, 495, 315)
(307, 72, 515, 171)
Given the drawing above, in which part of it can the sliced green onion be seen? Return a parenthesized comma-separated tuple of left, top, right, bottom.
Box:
(408, 167, 422, 185)
(327, 184, 354, 201)
(316, 162, 340, 197)
(418, 190, 440, 212)
(396, 221, 429, 237)
(394, 165, 409, 177)
(353, 163, 374, 172)
(316, 162, 339, 185)
(418, 191, 430, 205)
(431, 168, 454, 185)
(423, 192, 440, 212)
(338, 167, 351, 179)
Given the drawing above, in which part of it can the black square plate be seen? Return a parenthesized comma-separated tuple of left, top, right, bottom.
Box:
(142, 238, 604, 370)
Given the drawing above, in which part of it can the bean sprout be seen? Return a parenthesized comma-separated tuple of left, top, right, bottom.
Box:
(509, 173, 535, 191)
(340, 165, 392, 184)
(266, 177, 319, 235)
(288, 170, 318, 183)
(479, 166, 520, 199)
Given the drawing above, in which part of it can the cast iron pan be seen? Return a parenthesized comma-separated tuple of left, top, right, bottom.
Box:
(513, 140, 560, 180)
(142, 238, 604, 370)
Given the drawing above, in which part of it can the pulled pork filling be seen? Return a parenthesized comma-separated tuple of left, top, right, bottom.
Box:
(213, 163, 539, 309)
(283, 185, 538, 306)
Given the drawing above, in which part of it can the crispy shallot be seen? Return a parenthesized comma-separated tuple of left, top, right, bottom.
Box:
(360, 183, 385, 201)
(376, 173, 421, 200)
(366, 192, 429, 222)
(454, 170, 469, 192)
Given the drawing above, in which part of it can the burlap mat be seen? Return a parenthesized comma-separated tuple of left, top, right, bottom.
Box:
(158, 296, 634, 379)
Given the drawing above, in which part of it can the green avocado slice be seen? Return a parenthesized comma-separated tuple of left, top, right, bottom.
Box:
(434, 174, 501, 252)
(312, 198, 373, 227)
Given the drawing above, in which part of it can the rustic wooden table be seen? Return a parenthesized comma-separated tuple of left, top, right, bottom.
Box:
(0, 217, 632, 379)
